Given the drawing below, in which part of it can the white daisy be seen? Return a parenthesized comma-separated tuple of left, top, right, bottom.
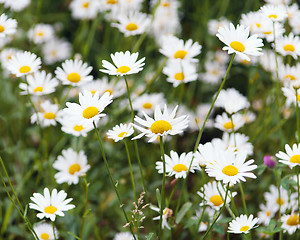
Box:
(289, 13, 300, 35)
(199, 60, 227, 84)
(132, 105, 189, 142)
(53, 148, 90, 185)
(281, 213, 300, 234)
(242, 111, 256, 124)
(259, 21, 285, 43)
(194, 141, 224, 167)
(207, 17, 230, 36)
(258, 203, 275, 225)
(188, 103, 214, 131)
(150, 205, 172, 230)
(159, 35, 202, 62)
(155, 150, 199, 179)
(214, 112, 245, 133)
(31, 100, 62, 127)
(197, 181, 236, 210)
(19, 71, 59, 96)
(228, 214, 259, 234)
(42, 38, 71, 65)
(34, 222, 58, 240)
(0, 47, 20, 69)
(29, 188, 75, 221)
(113, 232, 135, 240)
(132, 93, 166, 116)
(240, 11, 264, 34)
(216, 23, 264, 61)
(1, 0, 31, 12)
(260, 4, 288, 22)
(259, 50, 283, 73)
(205, 151, 257, 185)
(278, 64, 300, 85)
(28, 24, 55, 44)
(70, 0, 100, 20)
(0, 13, 17, 38)
(276, 33, 300, 60)
(100, 51, 145, 76)
(63, 91, 113, 125)
(107, 123, 134, 142)
(59, 117, 95, 137)
(55, 59, 93, 86)
(276, 143, 300, 168)
(282, 84, 300, 106)
(7, 51, 41, 77)
(162, 60, 198, 87)
(112, 11, 151, 37)
(264, 0, 291, 5)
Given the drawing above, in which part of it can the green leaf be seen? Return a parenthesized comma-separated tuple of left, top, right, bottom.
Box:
(145, 232, 154, 240)
(176, 202, 192, 224)
(156, 188, 161, 208)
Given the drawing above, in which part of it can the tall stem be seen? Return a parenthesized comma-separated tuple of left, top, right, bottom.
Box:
(52, 222, 57, 240)
(124, 140, 137, 202)
(80, 176, 89, 240)
(93, 122, 136, 240)
(297, 168, 300, 228)
(158, 136, 166, 238)
(296, 88, 300, 141)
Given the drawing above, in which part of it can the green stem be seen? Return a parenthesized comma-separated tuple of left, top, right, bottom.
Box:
(239, 183, 248, 216)
(93, 122, 136, 240)
(195, 206, 206, 236)
(52, 222, 57, 240)
(59, 85, 72, 109)
(124, 140, 137, 203)
(167, 180, 178, 207)
(158, 136, 166, 238)
(80, 176, 89, 240)
(275, 169, 282, 240)
(296, 88, 300, 142)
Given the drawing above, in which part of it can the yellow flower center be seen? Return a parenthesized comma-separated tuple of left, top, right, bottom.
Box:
(73, 125, 84, 131)
(223, 122, 235, 130)
(51, 50, 57, 56)
(126, 23, 138, 31)
(266, 211, 270, 216)
(40, 233, 50, 240)
(90, 90, 97, 95)
(230, 41, 245, 52)
(174, 72, 184, 81)
(143, 102, 153, 109)
(150, 120, 172, 134)
(82, 106, 98, 119)
(19, 66, 31, 74)
(256, 23, 261, 28)
(106, 0, 117, 4)
(0, 25, 5, 33)
(161, 1, 170, 7)
(268, 14, 278, 19)
(209, 195, 224, 206)
(276, 197, 284, 205)
(285, 74, 296, 80)
(34, 86, 44, 92)
(174, 50, 187, 59)
(283, 44, 295, 52)
(286, 215, 299, 226)
(69, 163, 81, 175)
(44, 112, 56, 119)
(44, 205, 57, 214)
(67, 72, 81, 83)
(263, 31, 272, 35)
(222, 165, 238, 176)
(297, 95, 300, 102)
(104, 89, 113, 95)
(82, 2, 89, 8)
(172, 164, 188, 172)
(118, 132, 128, 138)
(37, 32, 44, 37)
(290, 155, 300, 164)
(117, 66, 130, 74)
(240, 226, 250, 232)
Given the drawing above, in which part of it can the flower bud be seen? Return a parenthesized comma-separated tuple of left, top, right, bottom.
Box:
(263, 155, 276, 168)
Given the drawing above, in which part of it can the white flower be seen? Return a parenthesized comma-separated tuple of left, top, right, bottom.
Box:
(276, 33, 300, 60)
(282, 84, 300, 106)
(70, 0, 100, 20)
(29, 188, 75, 221)
(240, 11, 264, 34)
(205, 151, 257, 185)
(214, 112, 245, 132)
(53, 148, 90, 185)
(113, 232, 135, 240)
(55, 59, 93, 86)
(276, 143, 300, 168)
(151, 205, 173, 230)
(259, 50, 283, 72)
(199, 60, 227, 84)
(194, 141, 224, 167)
(107, 123, 134, 142)
(259, 21, 285, 43)
(0, 13, 17, 38)
(19, 71, 59, 96)
(278, 64, 300, 85)
(63, 91, 113, 125)
(159, 35, 201, 62)
(2, 0, 31, 12)
(132, 93, 166, 115)
(228, 214, 259, 234)
(7, 51, 41, 77)
(42, 38, 71, 65)
(34, 223, 58, 240)
(242, 111, 256, 124)
(59, 117, 94, 137)
(208, 17, 230, 36)
(155, 150, 199, 179)
(0, 48, 20, 69)
(216, 23, 264, 61)
(132, 105, 189, 142)
(100, 51, 145, 76)
(281, 213, 300, 234)
(260, 4, 288, 22)
(258, 203, 275, 225)
(28, 24, 55, 44)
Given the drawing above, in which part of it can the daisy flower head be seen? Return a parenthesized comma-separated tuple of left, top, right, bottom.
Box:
(276, 143, 300, 168)
(197, 181, 236, 210)
(59, 117, 94, 137)
(19, 71, 59, 96)
(114, 232, 135, 240)
(205, 150, 257, 185)
(228, 214, 259, 234)
(156, 150, 199, 179)
(53, 148, 90, 185)
(55, 59, 93, 86)
(282, 83, 300, 105)
(215, 88, 250, 114)
(31, 100, 62, 127)
(275, 33, 300, 60)
(240, 11, 264, 34)
(278, 64, 300, 85)
(107, 123, 134, 142)
(162, 60, 198, 87)
(132, 93, 166, 115)
(132, 104, 189, 142)
(29, 188, 75, 221)
(34, 223, 58, 240)
(289, 13, 300, 35)
(242, 111, 256, 124)
(42, 38, 71, 65)
(260, 4, 288, 22)
(194, 141, 223, 167)
(7, 51, 41, 77)
(112, 11, 151, 37)
(0, 13, 17, 38)
(264, 0, 291, 5)
(159, 35, 202, 62)
(0, 48, 20, 69)
(100, 51, 145, 76)
(216, 23, 264, 61)
(28, 24, 55, 44)
(208, 17, 231, 36)
(258, 203, 275, 225)
(214, 112, 245, 133)
(199, 60, 227, 84)
(281, 213, 300, 234)
(151, 205, 173, 230)
(259, 21, 285, 43)
(70, 0, 100, 20)
(1, 0, 31, 12)
(63, 90, 113, 125)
